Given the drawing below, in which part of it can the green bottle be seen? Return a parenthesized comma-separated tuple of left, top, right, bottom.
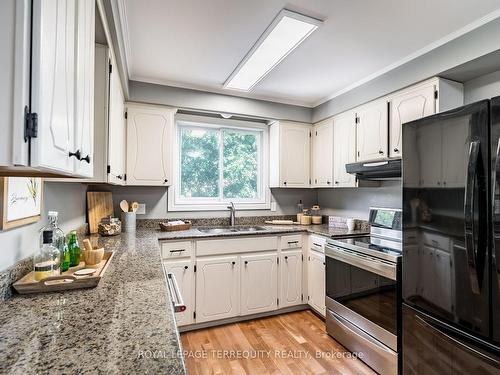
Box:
(61, 242, 70, 272)
(68, 231, 81, 267)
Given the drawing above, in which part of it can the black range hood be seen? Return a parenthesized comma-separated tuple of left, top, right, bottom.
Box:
(346, 158, 401, 180)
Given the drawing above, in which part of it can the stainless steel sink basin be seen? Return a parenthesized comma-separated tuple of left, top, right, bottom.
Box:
(197, 226, 267, 234)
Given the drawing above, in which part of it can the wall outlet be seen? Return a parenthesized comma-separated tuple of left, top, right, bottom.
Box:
(270, 201, 277, 212)
(136, 203, 146, 215)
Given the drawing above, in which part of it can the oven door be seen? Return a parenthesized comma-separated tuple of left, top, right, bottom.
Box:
(325, 244, 399, 351)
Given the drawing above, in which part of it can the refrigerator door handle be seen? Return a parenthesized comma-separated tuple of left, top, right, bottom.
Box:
(465, 140, 480, 294)
(494, 137, 500, 287)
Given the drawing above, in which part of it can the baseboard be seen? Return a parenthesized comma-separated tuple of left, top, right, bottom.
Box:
(178, 304, 310, 333)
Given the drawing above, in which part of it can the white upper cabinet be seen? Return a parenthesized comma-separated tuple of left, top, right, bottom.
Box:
(389, 82, 436, 158)
(311, 118, 334, 187)
(356, 99, 388, 162)
(270, 121, 311, 188)
(333, 110, 356, 187)
(30, 0, 77, 174)
(74, 0, 95, 177)
(108, 57, 126, 185)
(195, 255, 240, 323)
(240, 252, 278, 315)
(280, 250, 303, 308)
(126, 104, 176, 186)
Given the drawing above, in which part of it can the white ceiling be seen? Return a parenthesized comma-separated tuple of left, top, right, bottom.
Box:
(120, 0, 500, 107)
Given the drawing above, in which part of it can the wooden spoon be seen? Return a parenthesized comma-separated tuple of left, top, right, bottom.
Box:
(130, 202, 139, 212)
(119, 200, 129, 213)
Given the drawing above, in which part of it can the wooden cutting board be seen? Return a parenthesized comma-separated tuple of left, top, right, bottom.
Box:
(87, 192, 114, 233)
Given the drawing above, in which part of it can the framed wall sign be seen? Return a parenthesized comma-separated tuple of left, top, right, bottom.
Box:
(0, 177, 43, 230)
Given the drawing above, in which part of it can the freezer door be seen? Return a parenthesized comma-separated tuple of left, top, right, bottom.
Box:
(402, 100, 490, 339)
(491, 95, 500, 345)
(403, 304, 500, 375)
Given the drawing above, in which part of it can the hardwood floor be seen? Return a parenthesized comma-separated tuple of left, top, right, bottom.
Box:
(181, 310, 377, 375)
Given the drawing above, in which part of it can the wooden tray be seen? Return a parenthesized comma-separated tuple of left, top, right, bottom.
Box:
(13, 252, 114, 294)
(159, 221, 192, 232)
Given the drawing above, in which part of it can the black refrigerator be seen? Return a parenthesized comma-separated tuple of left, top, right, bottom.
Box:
(402, 97, 500, 374)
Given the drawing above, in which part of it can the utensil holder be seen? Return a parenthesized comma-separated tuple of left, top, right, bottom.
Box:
(121, 212, 136, 233)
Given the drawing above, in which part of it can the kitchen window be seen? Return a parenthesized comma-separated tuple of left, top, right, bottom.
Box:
(168, 115, 270, 211)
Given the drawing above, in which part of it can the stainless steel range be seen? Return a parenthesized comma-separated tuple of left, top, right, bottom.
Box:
(325, 207, 402, 375)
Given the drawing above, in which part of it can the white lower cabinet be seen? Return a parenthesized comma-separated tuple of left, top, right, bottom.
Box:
(280, 250, 303, 308)
(195, 255, 240, 323)
(240, 252, 278, 315)
(308, 250, 326, 317)
(163, 259, 195, 327)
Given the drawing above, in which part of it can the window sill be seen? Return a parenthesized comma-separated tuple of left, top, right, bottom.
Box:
(167, 202, 271, 212)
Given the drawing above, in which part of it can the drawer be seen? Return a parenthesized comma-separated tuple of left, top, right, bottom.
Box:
(421, 232, 450, 250)
(161, 241, 193, 259)
(310, 235, 326, 253)
(280, 234, 303, 249)
(196, 236, 277, 256)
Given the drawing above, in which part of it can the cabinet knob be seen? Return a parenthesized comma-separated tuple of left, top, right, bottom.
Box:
(284, 256, 288, 260)
(323, 262, 326, 266)
(283, 181, 287, 185)
(244, 261, 248, 265)
(393, 148, 399, 153)
(335, 181, 339, 185)
(437, 181, 441, 185)
(116, 175, 123, 180)
(80, 154, 91, 164)
(326, 181, 331, 185)
(231, 261, 236, 265)
(184, 266, 188, 270)
(164, 179, 168, 183)
(68, 149, 82, 160)
(378, 150, 384, 155)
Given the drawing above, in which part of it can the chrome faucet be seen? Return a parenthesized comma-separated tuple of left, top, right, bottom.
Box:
(228, 202, 236, 226)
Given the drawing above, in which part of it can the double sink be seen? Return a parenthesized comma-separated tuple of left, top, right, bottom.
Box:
(197, 226, 267, 234)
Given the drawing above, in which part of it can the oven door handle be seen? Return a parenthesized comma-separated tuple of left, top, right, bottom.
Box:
(325, 245, 397, 280)
(166, 273, 186, 313)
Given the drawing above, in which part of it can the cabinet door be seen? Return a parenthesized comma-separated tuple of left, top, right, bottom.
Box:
(240, 252, 278, 315)
(435, 249, 453, 313)
(420, 245, 436, 304)
(308, 251, 326, 316)
(280, 250, 303, 308)
(312, 119, 333, 187)
(280, 122, 311, 187)
(107, 56, 126, 185)
(356, 99, 388, 162)
(74, 0, 95, 177)
(418, 124, 442, 187)
(126, 105, 174, 186)
(195, 255, 239, 323)
(333, 111, 356, 187)
(163, 260, 194, 327)
(31, 0, 77, 173)
(389, 83, 436, 158)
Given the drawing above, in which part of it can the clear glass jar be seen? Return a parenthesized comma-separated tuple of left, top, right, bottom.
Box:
(40, 211, 69, 271)
(34, 230, 61, 281)
(311, 205, 322, 224)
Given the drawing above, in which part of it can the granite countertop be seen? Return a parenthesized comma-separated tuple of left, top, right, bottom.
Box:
(0, 222, 368, 374)
(155, 224, 369, 241)
(0, 230, 186, 375)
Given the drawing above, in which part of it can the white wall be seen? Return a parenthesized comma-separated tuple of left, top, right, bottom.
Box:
(0, 182, 87, 271)
(87, 185, 318, 219)
(317, 182, 402, 220)
(464, 69, 500, 103)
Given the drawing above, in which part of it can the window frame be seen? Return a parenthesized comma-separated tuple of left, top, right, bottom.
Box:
(168, 115, 270, 211)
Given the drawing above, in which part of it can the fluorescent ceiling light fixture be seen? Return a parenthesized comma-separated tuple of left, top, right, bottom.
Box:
(224, 9, 322, 92)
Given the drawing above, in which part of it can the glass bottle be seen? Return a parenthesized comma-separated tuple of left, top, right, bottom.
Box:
(34, 230, 61, 281)
(297, 200, 304, 223)
(42, 211, 70, 272)
(67, 231, 81, 267)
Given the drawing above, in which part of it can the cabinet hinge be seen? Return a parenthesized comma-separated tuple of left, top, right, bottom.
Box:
(434, 90, 438, 99)
(309, 131, 311, 138)
(315, 131, 318, 136)
(107, 165, 111, 174)
(308, 256, 310, 261)
(193, 311, 196, 319)
(277, 258, 279, 265)
(355, 115, 360, 124)
(109, 62, 112, 74)
(24, 106, 38, 142)
(301, 293, 303, 301)
(194, 265, 197, 272)
(307, 295, 310, 301)
(125, 111, 128, 119)
(277, 298, 279, 306)
(301, 254, 304, 261)
(309, 178, 311, 185)
(124, 174, 127, 182)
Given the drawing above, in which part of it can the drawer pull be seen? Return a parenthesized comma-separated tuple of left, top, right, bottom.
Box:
(169, 249, 186, 253)
(312, 243, 322, 247)
(287, 241, 299, 245)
